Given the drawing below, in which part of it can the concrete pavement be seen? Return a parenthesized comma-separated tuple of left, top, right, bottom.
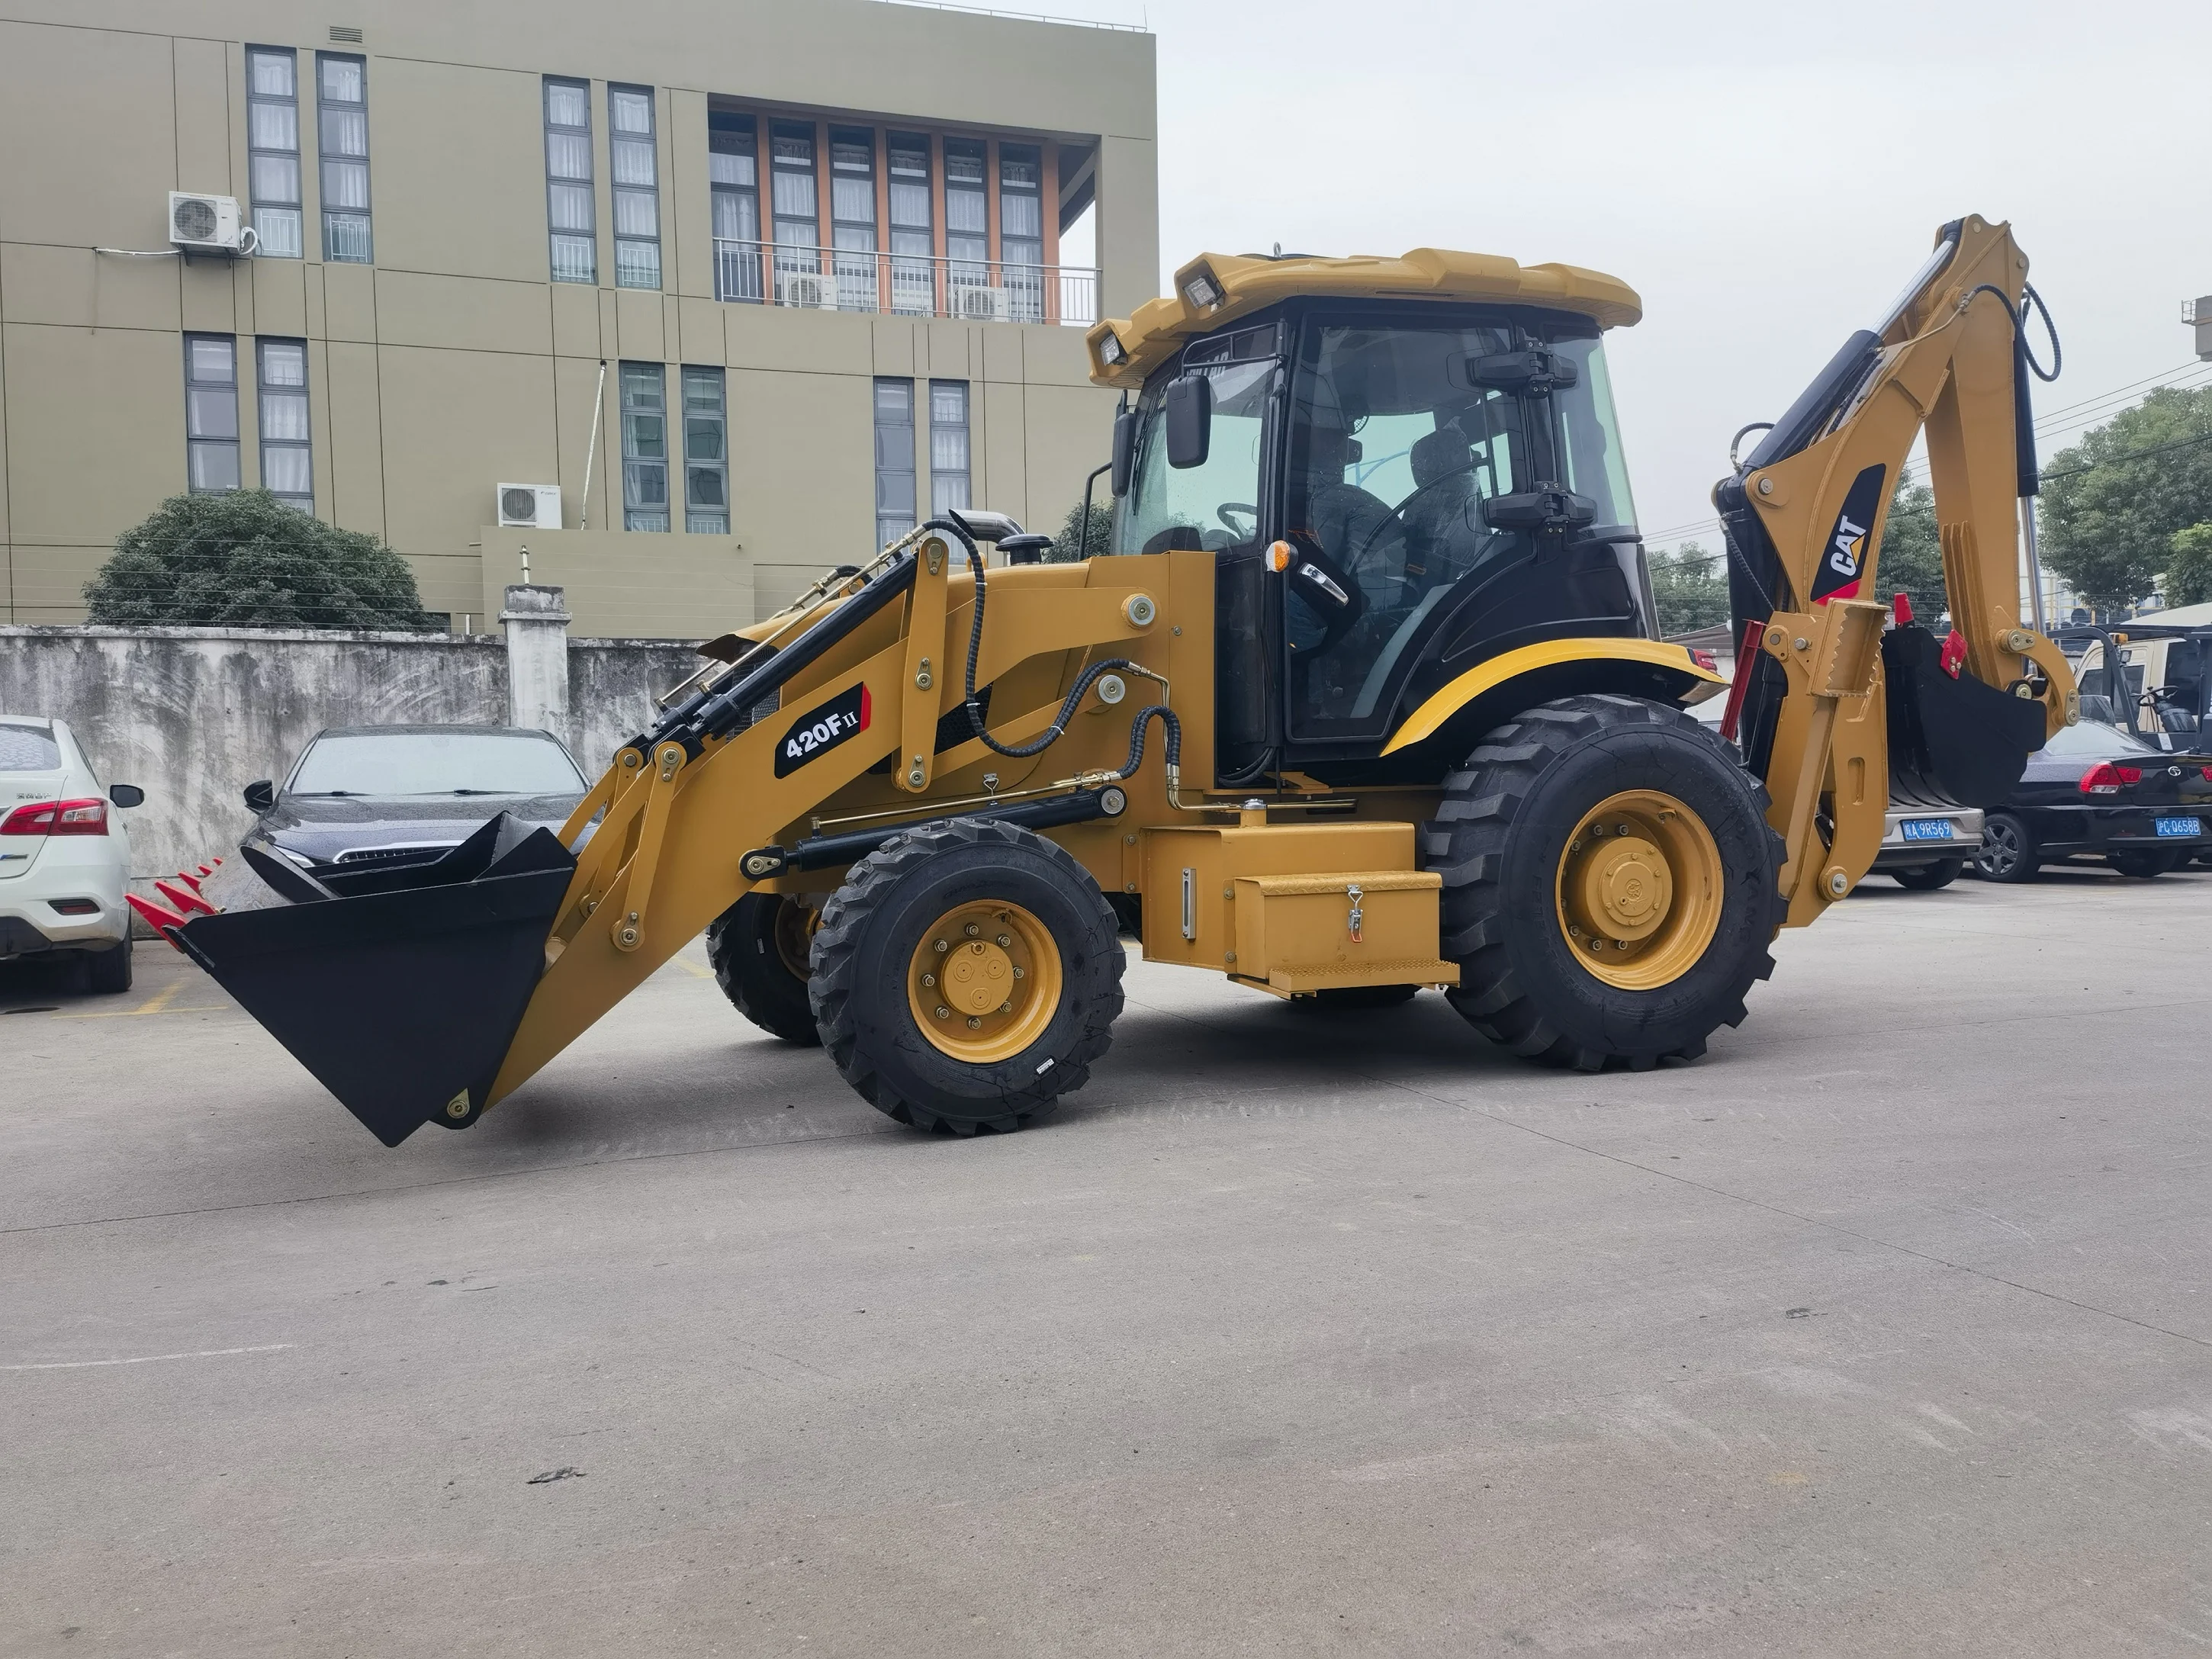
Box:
(4, 867, 2210, 1655)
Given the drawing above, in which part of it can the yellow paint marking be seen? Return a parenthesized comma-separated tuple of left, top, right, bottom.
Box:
(672, 956, 714, 979)
(53, 979, 228, 1020)
(137, 979, 186, 1015)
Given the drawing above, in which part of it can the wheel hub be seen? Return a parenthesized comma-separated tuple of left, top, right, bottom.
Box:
(1555, 790, 1723, 991)
(907, 900, 1062, 1063)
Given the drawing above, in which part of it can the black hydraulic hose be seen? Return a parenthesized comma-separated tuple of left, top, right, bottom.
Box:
(1963, 281, 2064, 497)
(917, 515, 1183, 783)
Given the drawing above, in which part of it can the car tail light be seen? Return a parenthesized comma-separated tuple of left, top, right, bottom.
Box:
(2079, 762, 2141, 796)
(48, 898, 100, 915)
(0, 797, 108, 835)
(2201, 766, 2212, 782)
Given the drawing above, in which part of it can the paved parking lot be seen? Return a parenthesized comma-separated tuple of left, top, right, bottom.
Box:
(5, 867, 2212, 1657)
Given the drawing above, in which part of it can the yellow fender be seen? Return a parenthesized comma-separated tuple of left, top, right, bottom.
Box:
(1380, 638, 1727, 757)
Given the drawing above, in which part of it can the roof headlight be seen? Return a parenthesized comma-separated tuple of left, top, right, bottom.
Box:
(1181, 269, 1223, 310)
(1097, 329, 1126, 367)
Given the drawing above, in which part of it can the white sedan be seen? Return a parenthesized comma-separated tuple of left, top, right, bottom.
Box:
(0, 715, 145, 992)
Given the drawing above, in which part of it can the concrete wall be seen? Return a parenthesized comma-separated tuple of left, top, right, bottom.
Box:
(0, 0, 1154, 629)
(0, 615, 702, 889)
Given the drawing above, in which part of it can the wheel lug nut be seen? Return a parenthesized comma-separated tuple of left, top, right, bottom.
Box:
(998, 1000, 1011, 1013)
(1011, 966, 1024, 979)
(935, 1005, 951, 1019)
(963, 923, 980, 937)
(921, 973, 935, 988)
(996, 934, 1011, 947)
(1590, 825, 1605, 838)
(966, 1016, 982, 1030)
(934, 939, 949, 953)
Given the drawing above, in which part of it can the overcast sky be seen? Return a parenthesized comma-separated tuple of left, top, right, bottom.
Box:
(1062, 0, 2212, 553)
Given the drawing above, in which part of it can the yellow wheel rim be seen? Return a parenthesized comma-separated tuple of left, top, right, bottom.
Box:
(907, 900, 1063, 1063)
(773, 898, 819, 980)
(1554, 789, 1722, 991)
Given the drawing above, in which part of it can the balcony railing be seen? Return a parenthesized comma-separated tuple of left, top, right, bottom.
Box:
(712, 239, 1098, 326)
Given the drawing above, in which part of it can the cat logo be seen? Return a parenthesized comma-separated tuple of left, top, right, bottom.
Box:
(1811, 464, 1887, 603)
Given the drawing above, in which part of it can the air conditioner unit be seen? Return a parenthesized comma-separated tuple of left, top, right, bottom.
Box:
(776, 271, 836, 310)
(168, 191, 246, 252)
(496, 483, 562, 529)
(954, 285, 1014, 323)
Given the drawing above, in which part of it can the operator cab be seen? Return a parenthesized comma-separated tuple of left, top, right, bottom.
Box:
(1108, 297, 1653, 779)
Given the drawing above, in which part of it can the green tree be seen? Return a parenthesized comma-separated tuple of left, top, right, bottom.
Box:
(1047, 494, 1114, 563)
(2040, 383, 2212, 608)
(1649, 541, 1731, 635)
(85, 491, 439, 630)
(1875, 478, 1947, 623)
(2169, 522, 2212, 607)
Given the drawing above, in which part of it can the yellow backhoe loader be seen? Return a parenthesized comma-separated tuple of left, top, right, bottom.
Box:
(157, 216, 2076, 1146)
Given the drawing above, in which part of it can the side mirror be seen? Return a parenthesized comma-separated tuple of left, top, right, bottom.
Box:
(1464, 349, 1579, 396)
(243, 780, 276, 813)
(1164, 373, 1212, 470)
(1110, 408, 1138, 497)
(1481, 484, 1598, 532)
(108, 783, 145, 809)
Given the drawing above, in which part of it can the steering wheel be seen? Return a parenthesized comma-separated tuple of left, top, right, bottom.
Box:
(1217, 502, 1259, 539)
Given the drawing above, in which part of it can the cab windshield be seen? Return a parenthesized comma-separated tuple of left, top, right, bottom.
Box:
(1114, 323, 1278, 557)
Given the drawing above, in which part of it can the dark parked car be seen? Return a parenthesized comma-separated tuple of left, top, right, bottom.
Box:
(243, 725, 590, 879)
(1972, 719, 2212, 882)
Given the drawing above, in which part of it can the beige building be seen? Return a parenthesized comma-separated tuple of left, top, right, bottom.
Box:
(0, 0, 1157, 633)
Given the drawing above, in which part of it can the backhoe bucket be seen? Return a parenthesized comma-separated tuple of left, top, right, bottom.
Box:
(1882, 625, 2047, 808)
(172, 813, 574, 1146)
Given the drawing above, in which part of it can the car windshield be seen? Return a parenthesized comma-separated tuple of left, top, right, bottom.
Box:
(2037, 719, 2162, 759)
(289, 731, 587, 797)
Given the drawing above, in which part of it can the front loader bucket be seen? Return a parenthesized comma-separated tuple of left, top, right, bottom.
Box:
(173, 813, 575, 1146)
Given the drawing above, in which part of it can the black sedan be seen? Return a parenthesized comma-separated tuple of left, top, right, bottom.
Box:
(1973, 719, 2212, 882)
(242, 725, 590, 879)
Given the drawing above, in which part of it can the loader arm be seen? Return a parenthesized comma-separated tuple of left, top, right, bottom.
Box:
(1715, 215, 2075, 926)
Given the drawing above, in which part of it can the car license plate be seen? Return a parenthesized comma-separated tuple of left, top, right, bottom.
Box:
(2155, 815, 2202, 838)
(1900, 818, 1957, 842)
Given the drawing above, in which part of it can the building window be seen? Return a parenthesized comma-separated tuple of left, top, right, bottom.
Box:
(183, 334, 240, 493)
(829, 127, 876, 312)
(770, 122, 820, 299)
(886, 133, 934, 317)
(873, 378, 915, 548)
(709, 111, 761, 303)
(317, 53, 371, 262)
(999, 143, 1043, 323)
(545, 78, 595, 284)
(682, 367, 728, 535)
(257, 339, 313, 513)
(929, 380, 969, 516)
(944, 139, 988, 301)
(246, 48, 301, 259)
(621, 362, 669, 532)
(609, 85, 660, 290)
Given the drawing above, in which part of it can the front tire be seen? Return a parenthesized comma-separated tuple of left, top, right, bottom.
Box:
(810, 818, 1124, 1134)
(1423, 693, 1783, 1072)
(706, 892, 822, 1044)
(1975, 813, 2038, 883)
(1890, 859, 1963, 891)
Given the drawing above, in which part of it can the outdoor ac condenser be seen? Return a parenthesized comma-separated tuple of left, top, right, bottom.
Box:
(954, 285, 1015, 323)
(776, 271, 836, 310)
(497, 484, 563, 529)
(168, 191, 246, 252)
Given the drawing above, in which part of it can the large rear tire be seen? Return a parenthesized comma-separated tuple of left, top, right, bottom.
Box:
(810, 818, 1124, 1134)
(1423, 693, 1784, 1072)
(706, 892, 821, 1045)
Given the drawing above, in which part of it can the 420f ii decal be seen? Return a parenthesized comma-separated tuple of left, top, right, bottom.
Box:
(1812, 463, 1887, 603)
(773, 683, 872, 777)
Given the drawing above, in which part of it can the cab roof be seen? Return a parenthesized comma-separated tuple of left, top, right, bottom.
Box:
(1085, 247, 1643, 390)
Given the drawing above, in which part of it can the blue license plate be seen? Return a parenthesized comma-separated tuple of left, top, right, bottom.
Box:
(1900, 818, 1957, 842)
(2155, 816, 2203, 838)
